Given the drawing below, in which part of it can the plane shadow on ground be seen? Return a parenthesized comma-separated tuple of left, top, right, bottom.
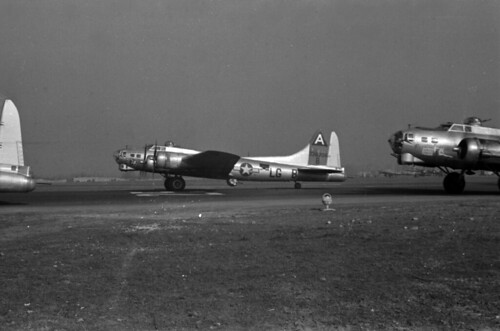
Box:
(129, 189, 220, 193)
(0, 201, 27, 206)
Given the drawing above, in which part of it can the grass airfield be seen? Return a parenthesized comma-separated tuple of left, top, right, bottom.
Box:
(1, 177, 500, 330)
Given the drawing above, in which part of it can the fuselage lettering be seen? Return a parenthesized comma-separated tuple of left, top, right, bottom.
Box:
(270, 168, 282, 178)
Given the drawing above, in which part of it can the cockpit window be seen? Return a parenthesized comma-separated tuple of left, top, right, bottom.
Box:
(449, 124, 464, 132)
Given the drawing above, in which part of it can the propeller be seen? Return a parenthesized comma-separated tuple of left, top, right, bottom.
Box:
(152, 140, 158, 174)
(143, 144, 148, 164)
(139, 144, 148, 176)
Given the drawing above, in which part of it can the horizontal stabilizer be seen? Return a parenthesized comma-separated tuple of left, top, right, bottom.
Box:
(298, 167, 344, 174)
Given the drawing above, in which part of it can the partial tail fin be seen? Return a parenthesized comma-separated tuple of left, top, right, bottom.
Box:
(0, 98, 25, 166)
(0, 98, 35, 192)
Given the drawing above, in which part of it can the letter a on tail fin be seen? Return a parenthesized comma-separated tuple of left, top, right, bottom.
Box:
(0, 98, 25, 166)
(308, 131, 329, 166)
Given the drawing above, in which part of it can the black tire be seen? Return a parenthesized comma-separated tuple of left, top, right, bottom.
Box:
(164, 178, 172, 190)
(294, 182, 302, 189)
(443, 172, 465, 194)
(164, 177, 186, 191)
(170, 177, 186, 191)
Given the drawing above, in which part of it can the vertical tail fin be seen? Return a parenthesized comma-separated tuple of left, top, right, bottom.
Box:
(307, 131, 342, 168)
(0, 99, 25, 166)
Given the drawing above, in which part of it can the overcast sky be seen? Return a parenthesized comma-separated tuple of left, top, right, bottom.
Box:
(0, 0, 498, 178)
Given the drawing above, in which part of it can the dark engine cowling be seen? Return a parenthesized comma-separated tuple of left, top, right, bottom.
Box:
(457, 138, 500, 167)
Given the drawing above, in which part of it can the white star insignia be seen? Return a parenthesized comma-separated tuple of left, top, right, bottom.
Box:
(240, 163, 253, 176)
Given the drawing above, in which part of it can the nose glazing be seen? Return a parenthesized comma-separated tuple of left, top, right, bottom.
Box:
(388, 131, 403, 154)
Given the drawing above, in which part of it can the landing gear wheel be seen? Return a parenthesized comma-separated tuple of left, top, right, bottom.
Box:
(443, 172, 465, 194)
(294, 182, 302, 189)
(227, 178, 238, 187)
(165, 177, 186, 191)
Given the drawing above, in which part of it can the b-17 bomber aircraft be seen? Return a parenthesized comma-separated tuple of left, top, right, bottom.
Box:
(0, 97, 35, 193)
(114, 131, 345, 191)
(388, 117, 500, 194)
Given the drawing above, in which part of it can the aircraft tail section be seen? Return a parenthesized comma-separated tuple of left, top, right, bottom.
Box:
(247, 130, 342, 169)
(0, 98, 25, 166)
(0, 97, 35, 192)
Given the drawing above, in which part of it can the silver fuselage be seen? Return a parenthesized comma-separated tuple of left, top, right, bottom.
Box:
(113, 145, 345, 183)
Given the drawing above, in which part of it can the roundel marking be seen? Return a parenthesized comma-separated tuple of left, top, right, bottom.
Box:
(239, 163, 253, 176)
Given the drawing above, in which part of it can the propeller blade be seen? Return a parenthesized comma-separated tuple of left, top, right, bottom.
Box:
(153, 140, 158, 173)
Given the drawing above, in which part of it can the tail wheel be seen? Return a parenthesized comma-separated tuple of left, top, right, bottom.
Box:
(165, 177, 186, 191)
(294, 182, 302, 189)
(443, 172, 465, 194)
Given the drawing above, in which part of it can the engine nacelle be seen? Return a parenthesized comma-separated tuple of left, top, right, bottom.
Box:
(458, 138, 500, 167)
(155, 152, 183, 169)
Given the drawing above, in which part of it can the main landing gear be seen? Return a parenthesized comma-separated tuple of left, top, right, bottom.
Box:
(443, 172, 465, 194)
(164, 176, 185, 191)
(442, 169, 500, 194)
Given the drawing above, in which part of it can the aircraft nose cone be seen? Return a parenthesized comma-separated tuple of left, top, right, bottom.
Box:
(113, 150, 121, 162)
(388, 130, 403, 154)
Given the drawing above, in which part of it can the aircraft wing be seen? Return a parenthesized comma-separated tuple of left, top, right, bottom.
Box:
(179, 150, 241, 178)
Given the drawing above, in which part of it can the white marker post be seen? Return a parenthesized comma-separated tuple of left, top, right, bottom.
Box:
(322, 193, 335, 211)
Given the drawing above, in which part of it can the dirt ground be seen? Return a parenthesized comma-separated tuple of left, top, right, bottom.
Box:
(1, 194, 500, 330)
